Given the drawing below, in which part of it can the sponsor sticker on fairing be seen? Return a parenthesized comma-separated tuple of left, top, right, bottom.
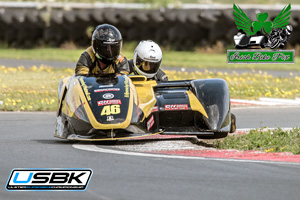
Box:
(6, 169, 92, 191)
(79, 77, 91, 101)
(94, 88, 120, 93)
(99, 85, 113, 88)
(103, 93, 114, 99)
(97, 99, 121, 106)
(107, 116, 114, 121)
(124, 78, 130, 98)
(165, 104, 188, 110)
(151, 106, 158, 113)
(147, 115, 154, 130)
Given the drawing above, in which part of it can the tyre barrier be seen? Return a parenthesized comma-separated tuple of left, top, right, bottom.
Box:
(0, 3, 299, 50)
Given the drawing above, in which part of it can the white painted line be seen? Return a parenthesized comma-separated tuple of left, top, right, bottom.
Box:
(234, 127, 294, 133)
(231, 99, 284, 106)
(231, 98, 300, 106)
(73, 143, 300, 166)
(259, 97, 300, 105)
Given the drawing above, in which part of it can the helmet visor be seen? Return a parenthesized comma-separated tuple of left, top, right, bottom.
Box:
(93, 40, 122, 60)
(136, 54, 161, 74)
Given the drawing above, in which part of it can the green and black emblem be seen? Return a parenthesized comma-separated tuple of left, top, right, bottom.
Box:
(233, 4, 292, 49)
(228, 4, 295, 64)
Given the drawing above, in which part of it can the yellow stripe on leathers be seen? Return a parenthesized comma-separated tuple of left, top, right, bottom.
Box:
(186, 90, 208, 118)
(129, 76, 157, 120)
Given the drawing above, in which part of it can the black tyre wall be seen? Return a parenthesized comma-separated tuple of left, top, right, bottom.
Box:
(0, 5, 299, 49)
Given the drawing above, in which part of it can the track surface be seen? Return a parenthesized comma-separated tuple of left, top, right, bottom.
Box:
(1, 107, 300, 200)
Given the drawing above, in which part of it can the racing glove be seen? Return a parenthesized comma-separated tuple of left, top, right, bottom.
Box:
(155, 69, 168, 82)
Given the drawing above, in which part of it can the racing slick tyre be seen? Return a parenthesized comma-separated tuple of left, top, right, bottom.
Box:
(57, 114, 75, 139)
(230, 113, 236, 133)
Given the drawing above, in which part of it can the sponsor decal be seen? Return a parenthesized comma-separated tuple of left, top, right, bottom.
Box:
(6, 168, 92, 191)
(94, 88, 120, 93)
(107, 116, 114, 121)
(228, 4, 294, 64)
(124, 78, 130, 98)
(165, 104, 188, 111)
(103, 93, 114, 99)
(79, 77, 91, 101)
(147, 115, 154, 130)
(151, 106, 158, 113)
(99, 85, 113, 88)
(97, 99, 121, 106)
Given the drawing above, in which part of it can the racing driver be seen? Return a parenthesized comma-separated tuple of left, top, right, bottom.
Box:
(128, 40, 168, 82)
(75, 24, 130, 76)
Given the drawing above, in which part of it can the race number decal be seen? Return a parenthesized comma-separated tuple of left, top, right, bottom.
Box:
(101, 105, 121, 116)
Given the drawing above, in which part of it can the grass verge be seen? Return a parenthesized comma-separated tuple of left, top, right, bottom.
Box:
(0, 66, 74, 111)
(0, 47, 299, 71)
(214, 128, 300, 154)
(1, 65, 300, 111)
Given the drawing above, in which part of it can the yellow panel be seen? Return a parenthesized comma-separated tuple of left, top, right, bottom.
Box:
(186, 90, 208, 118)
(130, 77, 157, 118)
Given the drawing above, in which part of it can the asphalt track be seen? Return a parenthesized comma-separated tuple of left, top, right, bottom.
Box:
(1, 107, 300, 200)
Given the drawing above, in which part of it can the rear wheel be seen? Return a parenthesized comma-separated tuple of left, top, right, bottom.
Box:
(230, 113, 236, 133)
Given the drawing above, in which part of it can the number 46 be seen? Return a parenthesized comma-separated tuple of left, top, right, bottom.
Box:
(101, 105, 121, 116)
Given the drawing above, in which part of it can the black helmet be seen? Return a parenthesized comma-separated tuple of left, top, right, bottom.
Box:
(92, 24, 122, 61)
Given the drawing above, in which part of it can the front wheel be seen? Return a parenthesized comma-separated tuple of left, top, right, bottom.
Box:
(55, 115, 74, 139)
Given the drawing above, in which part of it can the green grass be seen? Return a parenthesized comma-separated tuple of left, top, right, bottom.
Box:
(0, 47, 299, 71)
(1, 66, 300, 111)
(168, 70, 300, 99)
(0, 66, 74, 111)
(214, 128, 300, 154)
(0, 48, 84, 62)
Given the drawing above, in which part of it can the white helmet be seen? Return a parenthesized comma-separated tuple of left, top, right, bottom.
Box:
(133, 40, 163, 79)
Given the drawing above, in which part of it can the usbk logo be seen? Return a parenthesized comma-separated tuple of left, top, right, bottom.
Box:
(6, 169, 92, 191)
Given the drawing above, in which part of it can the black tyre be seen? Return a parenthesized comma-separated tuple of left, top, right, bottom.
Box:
(230, 113, 236, 133)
